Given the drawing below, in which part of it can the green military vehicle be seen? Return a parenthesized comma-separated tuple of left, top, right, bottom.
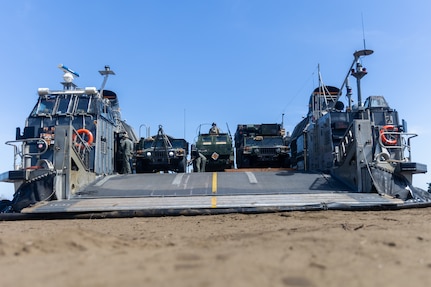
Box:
(135, 125, 188, 173)
(234, 123, 290, 169)
(192, 124, 234, 172)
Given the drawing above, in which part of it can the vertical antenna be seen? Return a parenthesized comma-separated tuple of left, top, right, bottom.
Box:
(183, 108, 186, 140)
(361, 12, 366, 50)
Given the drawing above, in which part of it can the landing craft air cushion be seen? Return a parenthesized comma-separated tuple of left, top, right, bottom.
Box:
(0, 50, 430, 220)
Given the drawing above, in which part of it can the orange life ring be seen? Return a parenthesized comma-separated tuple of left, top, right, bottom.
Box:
(73, 128, 94, 149)
(25, 166, 43, 170)
(379, 125, 398, 145)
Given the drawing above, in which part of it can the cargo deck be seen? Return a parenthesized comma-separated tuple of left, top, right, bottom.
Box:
(14, 171, 411, 219)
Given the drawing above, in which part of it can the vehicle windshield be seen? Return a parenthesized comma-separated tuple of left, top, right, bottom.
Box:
(215, 135, 228, 144)
(151, 139, 168, 148)
(201, 136, 212, 144)
(245, 137, 284, 146)
(143, 138, 186, 149)
(171, 139, 186, 149)
(201, 134, 228, 145)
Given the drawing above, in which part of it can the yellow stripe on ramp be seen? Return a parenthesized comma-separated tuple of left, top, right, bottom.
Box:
(211, 172, 217, 208)
(212, 172, 217, 193)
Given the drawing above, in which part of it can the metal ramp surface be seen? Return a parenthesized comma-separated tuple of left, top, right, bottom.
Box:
(20, 171, 406, 218)
(73, 170, 350, 197)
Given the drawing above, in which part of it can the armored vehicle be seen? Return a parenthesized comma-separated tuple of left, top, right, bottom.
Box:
(193, 125, 234, 172)
(235, 123, 290, 168)
(135, 125, 188, 173)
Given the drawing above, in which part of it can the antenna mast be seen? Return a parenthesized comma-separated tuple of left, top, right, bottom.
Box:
(99, 65, 115, 96)
(361, 12, 367, 50)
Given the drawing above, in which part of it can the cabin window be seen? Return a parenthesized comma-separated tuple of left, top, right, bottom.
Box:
(87, 96, 96, 114)
(75, 96, 90, 114)
(100, 104, 114, 122)
(364, 96, 389, 109)
(30, 103, 38, 117)
(32, 96, 56, 116)
(55, 94, 72, 115)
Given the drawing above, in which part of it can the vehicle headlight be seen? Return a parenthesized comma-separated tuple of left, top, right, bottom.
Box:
(254, 148, 260, 154)
(146, 151, 152, 157)
(169, 151, 174, 157)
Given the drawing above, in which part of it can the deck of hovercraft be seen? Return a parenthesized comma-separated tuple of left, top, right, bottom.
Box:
(20, 170, 406, 217)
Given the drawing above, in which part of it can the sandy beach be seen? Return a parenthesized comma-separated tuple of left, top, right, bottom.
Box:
(0, 208, 430, 287)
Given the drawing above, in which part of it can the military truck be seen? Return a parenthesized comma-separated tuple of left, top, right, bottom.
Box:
(234, 123, 290, 168)
(193, 127, 234, 172)
(135, 125, 188, 173)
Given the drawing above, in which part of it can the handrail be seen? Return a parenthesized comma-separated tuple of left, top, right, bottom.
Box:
(5, 138, 49, 170)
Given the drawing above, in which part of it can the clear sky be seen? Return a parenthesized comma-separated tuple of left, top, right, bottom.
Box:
(1, 0, 430, 198)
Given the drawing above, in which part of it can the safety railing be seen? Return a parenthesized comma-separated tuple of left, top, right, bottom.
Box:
(5, 138, 49, 170)
(378, 129, 418, 162)
(71, 128, 93, 170)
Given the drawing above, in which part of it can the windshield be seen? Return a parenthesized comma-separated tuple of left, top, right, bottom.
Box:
(200, 134, 228, 145)
(56, 94, 73, 115)
(245, 137, 284, 146)
(364, 96, 389, 109)
(215, 135, 228, 144)
(171, 139, 187, 149)
(75, 96, 90, 114)
(31, 96, 56, 116)
(143, 138, 186, 149)
(30, 94, 98, 117)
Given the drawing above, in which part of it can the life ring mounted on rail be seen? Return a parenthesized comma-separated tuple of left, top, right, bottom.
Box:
(379, 125, 398, 146)
(72, 128, 94, 149)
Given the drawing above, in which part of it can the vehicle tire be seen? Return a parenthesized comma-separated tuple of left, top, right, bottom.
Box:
(282, 156, 291, 168)
(135, 160, 142, 173)
(235, 153, 241, 168)
(177, 158, 186, 173)
(241, 157, 251, 168)
(135, 159, 150, 173)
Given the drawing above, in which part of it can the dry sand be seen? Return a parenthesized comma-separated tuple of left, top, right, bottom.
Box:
(0, 208, 430, 287)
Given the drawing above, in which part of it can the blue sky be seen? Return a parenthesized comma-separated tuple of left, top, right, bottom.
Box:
(1, 0, 430, 198)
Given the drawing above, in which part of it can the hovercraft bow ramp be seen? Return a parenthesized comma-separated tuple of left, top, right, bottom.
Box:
(19, 170, 407, 219)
